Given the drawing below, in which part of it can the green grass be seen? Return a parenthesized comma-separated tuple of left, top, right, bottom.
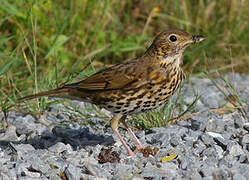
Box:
(0, 0, 248, 127)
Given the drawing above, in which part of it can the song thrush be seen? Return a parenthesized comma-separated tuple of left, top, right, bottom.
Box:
(19, 29, 205, 156)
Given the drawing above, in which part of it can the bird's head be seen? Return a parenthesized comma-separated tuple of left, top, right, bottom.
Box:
(145, 29, 205, 65)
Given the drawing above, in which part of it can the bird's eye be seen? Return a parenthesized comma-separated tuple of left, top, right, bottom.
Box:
(169, 35, 177, 42)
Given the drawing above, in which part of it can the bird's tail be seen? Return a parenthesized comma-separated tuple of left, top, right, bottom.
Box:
(18, 88, 69, 101)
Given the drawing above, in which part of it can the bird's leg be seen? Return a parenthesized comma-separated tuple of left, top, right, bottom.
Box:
(111, 114, 135, 156)
(121, 116, 144, 150)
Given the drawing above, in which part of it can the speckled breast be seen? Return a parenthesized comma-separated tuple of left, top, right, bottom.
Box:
(100, 68, 185, 115)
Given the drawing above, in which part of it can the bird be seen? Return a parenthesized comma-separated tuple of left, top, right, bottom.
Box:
(19, 29, 206, 156)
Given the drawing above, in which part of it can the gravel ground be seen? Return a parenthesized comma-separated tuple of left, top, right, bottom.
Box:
(0, 73, 249, 180)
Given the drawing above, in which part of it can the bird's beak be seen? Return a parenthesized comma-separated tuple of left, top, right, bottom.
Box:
(192, 35, 206, 43)
(181, 35, 206, 49)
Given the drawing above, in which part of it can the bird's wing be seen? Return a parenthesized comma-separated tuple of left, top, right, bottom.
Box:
(64, 59, 154, 91)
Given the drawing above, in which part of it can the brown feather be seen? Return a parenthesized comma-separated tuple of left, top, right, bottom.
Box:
(18, 88, 69, 101)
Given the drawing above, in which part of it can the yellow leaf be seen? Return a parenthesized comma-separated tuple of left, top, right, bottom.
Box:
(161, 153, 178, 162)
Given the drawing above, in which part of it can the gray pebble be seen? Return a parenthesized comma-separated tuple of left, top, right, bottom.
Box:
(243, 123, 249, 131)
(201, 133, 215, 146)
(13, 115, 37, 135)
(228, 143, 244, 157)
(190, 116, 207, 131)
(0, 125, 19, 141)
(233, 174, 247, 180)
(241, 134, 249, 144)
(64, 164, 81, 180)
(233, 114, 245, 128)
(170, 135, 181, 147)
(213, 136, 228, 150)
(48, 142, 73, 154)
(214, 168, 229, 180)
(200, 88, 220, 109)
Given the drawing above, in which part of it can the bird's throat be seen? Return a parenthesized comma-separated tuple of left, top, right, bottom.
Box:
(160, 53, 183, 68)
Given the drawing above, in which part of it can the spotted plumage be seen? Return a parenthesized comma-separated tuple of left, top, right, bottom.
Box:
(19, 29, 206, 156)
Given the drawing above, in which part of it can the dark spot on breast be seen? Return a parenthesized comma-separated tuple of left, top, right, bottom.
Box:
(163, 91, 170, 96)
(133, 106, 140, 110)
(162, 96, 170, 101)
(116, 106, 122, 109)
(100, 97, 113, 103)
(117, 97, 125, 101)
(136, 100, 143, 105)
(160, 82, 167, 89)
(170, 70, 177, 78)
(137, 91, 147, 99)
(124, 104, 130, 107)
(114, 110, 121, 113)
(146, 82, 154, 90)
(148, 95, 153, 99)
(128, 109, 136, 114)
(172, 85, 178, 92)
(146, 85, 153, 90)
(107, 105, 113, 108)
(169, 82, 176, 90)
(116, 102, 124, 105)
(127, 97, 137, 102)
(143, 104, 151, 108)
(144, 100, 152, 104)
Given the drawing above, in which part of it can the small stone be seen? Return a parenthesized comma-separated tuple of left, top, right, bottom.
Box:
(0, 125, 19, 141)
(49, 174, 63, 180)
(241, 134, 249, 144)
(200, 88, 220, 109)
(213, 145, 224, 159)
(202, 147, 217, 157)
(243, 123, 249, 131)
(199, 165, 216, 177)
(14, 115, 36, 135)
(170, 135, 181, 147)
(179, 157, 188, 170)
(183, 130, 200, 141)
(85, 162, 110, 178)
(193, 140, 207, 155)
(214, 168, 229, 180)
(205, 116, 225, 132)
(213, 137, 228, 150)
(228, 144, 244, 157)
(206, 132, 224, 139)
(201, 134, 215, 146)
(113, 164, 134, 179)
(146, 131, 170, 145)
(190, 116, 207, 131)
(233, 174, 247, 180)
(22, 168, 41, 178)
(31, 159, 50, 175)
(238, 154, 247, 163)
(14, 144, 35, 154)
(233, 114, 245, 128)
(189, 171, 202, 180)
(64, 164, 81, 180)
(48, 142, 73, 154)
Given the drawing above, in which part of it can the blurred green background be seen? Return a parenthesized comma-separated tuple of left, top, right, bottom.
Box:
(0, 0, 248, 104)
